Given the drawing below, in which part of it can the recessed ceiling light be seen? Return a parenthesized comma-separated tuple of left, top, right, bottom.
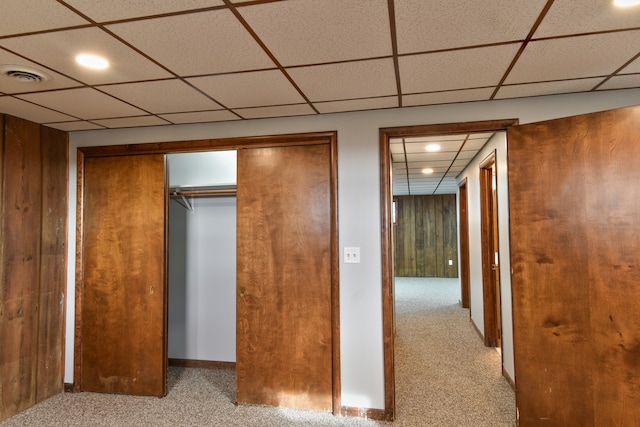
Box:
(422, 168, 434, 174)
(76, 54, 109, 70)
(614, 0, 640, 7)
(425, 144, 441, 152)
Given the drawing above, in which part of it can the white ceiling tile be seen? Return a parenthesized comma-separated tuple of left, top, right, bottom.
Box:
(0, 0, 89, 37)
(598, 74, 640, 91)
(64, 0, 224, 22)
(535, 0, 640, 38)
(44, 121, 104, 131)
(160, 110, 240, 124)
(404, 140, 463, 152)
(505, 31, 640, 84)
(0, 49, 81, 93)
(315, 96, 397, 114)
(18, 87, 147, 120)
(392, 153, 406, 162)
(619, 56, 640, 74)
(234, 104, 315, 120)
(238, 0, 391, 66)
(462, 138, 490, 150)
(394, 0, 547, 54)
(187, 70, 305, 109)
(468, 132, 495, 140)
(406, 152, 458, 162)
(1, 28, 172, 85)
(495, 78, 604, 99)
(92, 116, 169, 128)
(107, 10, 275, 75)
(400, 45, 520, 93)
(0, 96, 76, 123)
(404, 135, 466, 143)
(98, 80, 222, 113)
(389, 143, 405, 153)
(456, 151, 479, 161)
(287, 59, 397, 102)
(407, 161, 454, 169)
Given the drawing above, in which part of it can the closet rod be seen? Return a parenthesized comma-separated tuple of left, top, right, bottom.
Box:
(172, 188, 237, 197)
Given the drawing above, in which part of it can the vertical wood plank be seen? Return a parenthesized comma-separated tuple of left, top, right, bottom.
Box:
(0, 116, 42, 420)
(36, 126, 67, 403)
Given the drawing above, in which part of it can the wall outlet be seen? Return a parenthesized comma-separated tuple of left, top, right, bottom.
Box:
(344, 247, 361, 264)
(448, 259, 453, 266)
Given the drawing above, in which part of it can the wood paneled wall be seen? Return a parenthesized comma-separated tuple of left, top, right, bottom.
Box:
(0, 115, 68, 421)
(393, 195, 458, 278)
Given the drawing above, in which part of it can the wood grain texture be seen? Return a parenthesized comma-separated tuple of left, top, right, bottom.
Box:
(36, 126, 67, 403)
(458, 181, 470, 309)
(393, 195, 458, 278)
(0, 116, 42, 419)
(80, 154, 166, 397)
(236, 144, 333, 411)
(508, 105, 640, 426)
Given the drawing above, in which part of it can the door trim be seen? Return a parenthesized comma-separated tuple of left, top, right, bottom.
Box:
(379, 119, 518, 420)
(74, 131, 341, 412)
(458, 178, 471, 309)
(479, 151, 501, 347)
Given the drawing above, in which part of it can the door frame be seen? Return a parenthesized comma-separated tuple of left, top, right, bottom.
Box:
(74, 131, 341, 412)
(479, 152, 502, 348)
(458, 178, 471, 309)
(379, 119, 518, 420)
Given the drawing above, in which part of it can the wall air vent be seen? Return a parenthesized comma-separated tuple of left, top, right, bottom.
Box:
(0, 65, 50, 83)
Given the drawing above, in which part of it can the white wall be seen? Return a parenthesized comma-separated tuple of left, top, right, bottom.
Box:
(168, 197, 236, 362)
(65, 89, 640, 410)
(458, 131, 515, 381)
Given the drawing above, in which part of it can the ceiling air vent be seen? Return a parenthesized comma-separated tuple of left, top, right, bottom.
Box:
(0, 65, 50, 83)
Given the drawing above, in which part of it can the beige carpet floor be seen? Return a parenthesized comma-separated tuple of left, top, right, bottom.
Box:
(1, 277, 515, 426)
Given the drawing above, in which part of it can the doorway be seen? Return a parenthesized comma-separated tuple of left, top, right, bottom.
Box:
(74, 132, 340, 413)
(479, 152, 502, 348)
(379, 119, 518, 419)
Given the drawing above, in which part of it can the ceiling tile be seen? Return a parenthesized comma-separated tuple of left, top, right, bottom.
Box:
(315, 96, 397, 114)
(389, 143, 405, 153)
(392, 153, 406, 162)
(0, 49, 81, 93)
(1, 28, 172, 85)
(462, 138, 491, 150)
(92, 116, 170, 128)
(407, 161, 455, 169)
(0, 0, 89, 37)
(456, 151, 479, 161)
(394, 0, 546, 54)
(107, 10, 276, 75)
(238, 0, 391, 66)
(44, 121, 105, 131)
(234, 104, 315, 120)
(598, 74, 640, 91)
(404, 139, 463, 152)
(64, 0, 224, 22)
(0, 96, 76, 123)
(287, 59, 397, 102)
(495, 78, 604, 99)
(404, 135, 466, 143)
(98, 80, 222, 113)
(505, 31, 640, 84)
(406, 152, 458, 162)
(18, 87, 147, 120)
(399, 45, 520, 93)
(160, 110, 240, 124)
(187, 70, 305, 109)
(534, 0, 640, 38)
(619, 56, 640, 74)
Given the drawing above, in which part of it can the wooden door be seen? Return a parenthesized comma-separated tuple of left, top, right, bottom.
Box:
(458, 180, 470, 309)
(480, 155, 501, 347)
(508, 105, 640, 426)
(80, 154, 167, 397)
(236, 144, 333, 411)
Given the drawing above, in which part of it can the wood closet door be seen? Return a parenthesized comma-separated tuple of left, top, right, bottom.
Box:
(80, 154, 167, 397)
(508, 105, 640, 426)
(236, 144, 332, 411)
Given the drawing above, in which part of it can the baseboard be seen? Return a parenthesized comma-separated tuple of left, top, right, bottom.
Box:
(64, 383, 74, 393)
(502, 367, 515, 391)
(168, 358, 235, 369)
(339, 406, 391, 421)
(470, 318, 484, 342)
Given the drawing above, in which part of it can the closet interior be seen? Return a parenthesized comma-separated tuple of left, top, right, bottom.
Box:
(167, 150, 237, 366)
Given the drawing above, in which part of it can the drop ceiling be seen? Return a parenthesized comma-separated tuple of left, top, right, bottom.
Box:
(1, 0, 639, 194)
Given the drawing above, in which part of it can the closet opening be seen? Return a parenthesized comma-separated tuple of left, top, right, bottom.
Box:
(167, 150, 238, 379)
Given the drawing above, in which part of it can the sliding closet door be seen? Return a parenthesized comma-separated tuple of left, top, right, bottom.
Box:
(236, 144, 332, 411)
(80, 154, 167, 397)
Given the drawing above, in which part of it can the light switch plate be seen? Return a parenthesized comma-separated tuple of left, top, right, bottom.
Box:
(344, 247, 360, 263)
